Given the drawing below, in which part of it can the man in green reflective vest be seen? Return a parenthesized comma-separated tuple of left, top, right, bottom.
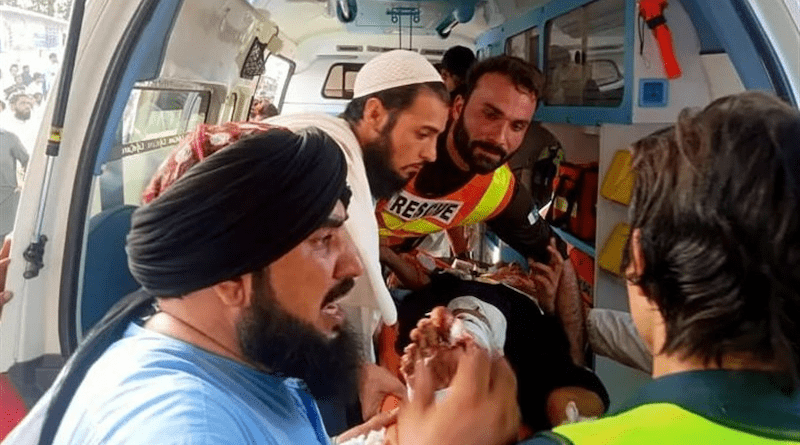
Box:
(524, 91, 800, 444)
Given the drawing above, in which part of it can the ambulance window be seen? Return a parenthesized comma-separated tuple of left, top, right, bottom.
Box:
(77, 88, 209, 341)
(505, 27, 539, 67)
(544, 0, 625, 107)
(322, 63, 363, 99)
(254, 54, 294, 111)
(90, 88, 210, 215)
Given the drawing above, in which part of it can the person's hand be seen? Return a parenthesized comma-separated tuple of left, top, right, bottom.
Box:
(528, 238, 564, 314)
(0, 238, 12, 318)
(546, 386, 605, 426)
(358, 362, 406, 421)
(335, 408, 398, 444)
(400, 307, 459, 391)
(378, 244, 395, 262)
(396, 341, 521, 445)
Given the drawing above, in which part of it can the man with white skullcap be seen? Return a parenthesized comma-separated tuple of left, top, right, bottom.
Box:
(267, 49, 450, 429)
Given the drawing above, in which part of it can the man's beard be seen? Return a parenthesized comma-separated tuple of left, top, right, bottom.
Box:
(452, 114, 512, 174)
(237, 271, 363, 402)
(362, 118, 409, 199)
(14, 109, 30, 121)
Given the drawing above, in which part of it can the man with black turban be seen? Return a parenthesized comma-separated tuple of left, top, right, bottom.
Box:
(267, 49, 450, 428)
(10, 126, 520, 445)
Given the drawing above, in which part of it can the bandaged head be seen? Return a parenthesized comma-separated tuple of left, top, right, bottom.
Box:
(127, 123, 350, 296)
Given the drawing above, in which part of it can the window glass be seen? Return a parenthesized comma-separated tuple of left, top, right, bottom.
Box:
(80, 87, 208, 341)
(506, 32, 526, 59)
(322, 63, 363, 99)
(229, 93, 238, 121)
(344, 70, 358, 92)
(505, 27, 539, 66)
(254, 54, 294, 109)
(92, 88, 209, 214)
(324, 65, 344, 98)
(545, 0, 624, 107)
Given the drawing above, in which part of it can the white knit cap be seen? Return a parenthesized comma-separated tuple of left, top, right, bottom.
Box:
(353, 49, 443, 98)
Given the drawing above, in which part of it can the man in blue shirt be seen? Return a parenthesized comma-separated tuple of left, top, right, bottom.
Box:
(10, 124, 521, 445)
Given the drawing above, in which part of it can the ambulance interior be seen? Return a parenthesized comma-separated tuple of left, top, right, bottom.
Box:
(1, 0, 798, 436)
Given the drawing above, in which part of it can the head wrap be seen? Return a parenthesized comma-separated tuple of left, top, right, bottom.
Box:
(127, 123, 350, 296)
(353, 49, 443, 99)
(142, 121, 286, 203)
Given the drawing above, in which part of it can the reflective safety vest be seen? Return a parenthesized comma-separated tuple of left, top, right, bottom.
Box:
(375, 164, 515, 241)
(539, 403, 800, 445)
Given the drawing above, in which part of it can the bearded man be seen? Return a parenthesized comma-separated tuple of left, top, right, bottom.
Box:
(376, 56, 585, 365)
(5, 125, 520, 445)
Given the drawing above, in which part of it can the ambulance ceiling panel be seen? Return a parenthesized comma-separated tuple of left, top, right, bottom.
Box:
(251, 0, 498, 45)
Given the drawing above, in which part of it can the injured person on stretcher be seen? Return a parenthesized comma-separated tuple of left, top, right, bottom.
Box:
(396, 272, 608, 439)
(360, 238, 608, 443)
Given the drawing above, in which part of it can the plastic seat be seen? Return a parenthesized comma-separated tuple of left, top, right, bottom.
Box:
(80, 205, 140, 335)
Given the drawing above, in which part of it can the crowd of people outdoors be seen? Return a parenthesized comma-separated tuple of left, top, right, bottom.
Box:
(0, 43, 798, 445)
(0, 52, 60, 153)
(0, 51, 62, 241)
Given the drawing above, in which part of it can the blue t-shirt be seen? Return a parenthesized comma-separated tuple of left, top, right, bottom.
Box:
(53, 323, 331, 444)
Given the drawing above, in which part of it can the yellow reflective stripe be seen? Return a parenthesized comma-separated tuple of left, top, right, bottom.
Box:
(553, 404, 798, 444)
(382, 212, 406, 230)
(461, 165, 513, 225)
(399, 218, 442, 235)
(380, 210, 442, 237)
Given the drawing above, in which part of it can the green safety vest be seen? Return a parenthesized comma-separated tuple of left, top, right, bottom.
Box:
(541, 403, 800, 444)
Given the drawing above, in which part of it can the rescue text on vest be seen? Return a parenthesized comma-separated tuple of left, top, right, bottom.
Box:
(385, 190, 464, 225)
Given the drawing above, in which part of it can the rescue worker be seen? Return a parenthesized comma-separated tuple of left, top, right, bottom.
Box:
(375, 56, 584, 364)
(526, 91, 800, 444)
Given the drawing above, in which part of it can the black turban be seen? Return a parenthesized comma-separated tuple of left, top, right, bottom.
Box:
(126, 127, 350, 296)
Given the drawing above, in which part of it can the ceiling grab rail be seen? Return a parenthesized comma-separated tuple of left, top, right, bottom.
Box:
(336, 0, 357, 23)
(388, 7, 421, 50)
(23, 0, 88, 279)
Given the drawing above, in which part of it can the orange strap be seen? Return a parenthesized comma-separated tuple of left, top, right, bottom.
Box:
(381, 395, 401, 444)
(378, 323, 403, 380)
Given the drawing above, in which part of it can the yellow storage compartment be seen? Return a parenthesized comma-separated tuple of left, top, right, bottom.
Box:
(600, 150, 635, 205)
(598, 223, 630, 276)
